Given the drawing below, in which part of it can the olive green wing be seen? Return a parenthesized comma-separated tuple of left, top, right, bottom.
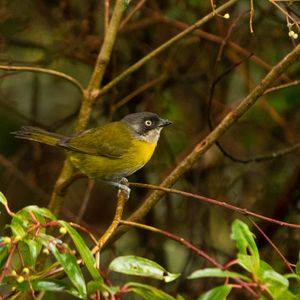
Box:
(59, 122, 133, 158)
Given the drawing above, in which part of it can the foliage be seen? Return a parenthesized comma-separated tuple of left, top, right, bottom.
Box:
(0, 194, 299, 299)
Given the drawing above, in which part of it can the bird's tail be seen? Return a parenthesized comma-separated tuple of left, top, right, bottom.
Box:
(12, 126, 64, 147)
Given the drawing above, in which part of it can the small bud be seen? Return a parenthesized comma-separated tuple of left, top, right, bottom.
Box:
(22, 267, 29, 275)
(42, 248, 50, 255)
(223, 13, 230, 19)
(288, 30, 294, 37)
(59, 227, 67, 235)
(293, 33, 298, 39)
(3, 236, 11, 244)
(16, 275, 25, 283)
(11, 286, 16, 292)
(11, 270, 17, 277)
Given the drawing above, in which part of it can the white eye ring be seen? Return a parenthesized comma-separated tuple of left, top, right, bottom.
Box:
(145, 120, 152, 126)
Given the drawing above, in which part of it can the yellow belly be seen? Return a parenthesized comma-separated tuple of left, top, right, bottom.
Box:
(69, 140, 157, 180)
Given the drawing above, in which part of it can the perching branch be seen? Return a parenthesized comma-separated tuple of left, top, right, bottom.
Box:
(48, 0, 127, 216)
(111, 42, 300, 239)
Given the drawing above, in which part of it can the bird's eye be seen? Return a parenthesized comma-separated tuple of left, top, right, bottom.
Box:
(145, 120, 152, 126)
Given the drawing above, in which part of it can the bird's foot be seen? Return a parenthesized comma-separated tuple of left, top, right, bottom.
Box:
(107, 178, 131, 200)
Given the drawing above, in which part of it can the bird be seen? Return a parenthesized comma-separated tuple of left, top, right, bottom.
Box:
(13, 112, 172, 193)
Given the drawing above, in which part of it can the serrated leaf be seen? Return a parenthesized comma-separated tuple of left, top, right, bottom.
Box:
(109, 255, 180, 282)
(198, 285, 232, 300)
(127, 282, 177, 300)
(231, 220, 259, 273)
(0, 191, 8, 206)
(58, 221, 107, 293)
(48, 240, 87, 298)
(188, 268, 250, 282)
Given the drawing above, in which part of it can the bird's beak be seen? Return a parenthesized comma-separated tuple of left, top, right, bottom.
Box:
(159, 118, 172, 127)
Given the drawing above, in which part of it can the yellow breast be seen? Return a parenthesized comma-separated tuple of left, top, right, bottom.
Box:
(130, 139, 157, 166)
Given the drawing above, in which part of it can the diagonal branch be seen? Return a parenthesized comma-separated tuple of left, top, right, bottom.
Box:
(111, 43, 300, 240)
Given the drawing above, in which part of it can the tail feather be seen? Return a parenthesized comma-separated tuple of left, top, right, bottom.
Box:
(12, 126, 64, 147)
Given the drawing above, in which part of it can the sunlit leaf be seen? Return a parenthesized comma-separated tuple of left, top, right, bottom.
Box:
(22, 205, 56, 220)
(231, 220, 260, 273)
(188, 268, 250, 282)
(198, 285, 232, 300)
(127, 282, 177, 300)
(10, 215, 27, 238)
(109, 255, 180, 282)
(263, 270, 289, 298)
(48, 240, 87, 298)
(24, 238, 42, 266)
(58, 220, 107, 293)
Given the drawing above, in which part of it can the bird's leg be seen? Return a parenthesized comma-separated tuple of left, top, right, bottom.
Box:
(106, 177, 131, 199)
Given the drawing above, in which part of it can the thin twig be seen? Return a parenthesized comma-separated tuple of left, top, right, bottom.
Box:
(120, 220, 223, 268)
(0, 65, 84, 95)
(128, 183, 300, 229)
(92, 186, 128, 254)
(249, 219, 296, 274)
(75, 179, 95, 224)
(120, 0, 146, 28)
(96, 0, 239, 99)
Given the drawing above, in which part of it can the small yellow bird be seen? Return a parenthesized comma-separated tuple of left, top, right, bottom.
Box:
(13, 112, 171, 191)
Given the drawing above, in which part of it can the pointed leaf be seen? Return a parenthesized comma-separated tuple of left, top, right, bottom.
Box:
(231, 220, 259, 273)
(24, 238, 42, 266)
(188, 268, 250, 282)
(109, 255, 180, 282)
(262, 270, 289, 298)
(48, 240, 87, 298)
(58, 221, 106, 291)
(22, 205, 56, 220)
(198, 285, 232, 300)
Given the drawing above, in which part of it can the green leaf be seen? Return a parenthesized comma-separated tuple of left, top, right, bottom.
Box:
(231, 220, 260, 273)
(188, 268, 250, 282)
(24, 238, 42, 266)
(237, 254, 260, 275)
(109, 255, 180, 282)
(0, 245, 9, 269)
(22, 205, 56, 220)
(19, 279, 81, 297)
(127, 282, 177, 300)
(262, 270, 289, 298)
(58, 221, 106, 291)
(48, 240, 87, 298)
(277, 290, 298, 300)
(198, 285, 232, 300)
(296, 254, 300, 276)
(0, 191, 8, 206)
(10, 215, 27, 238)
